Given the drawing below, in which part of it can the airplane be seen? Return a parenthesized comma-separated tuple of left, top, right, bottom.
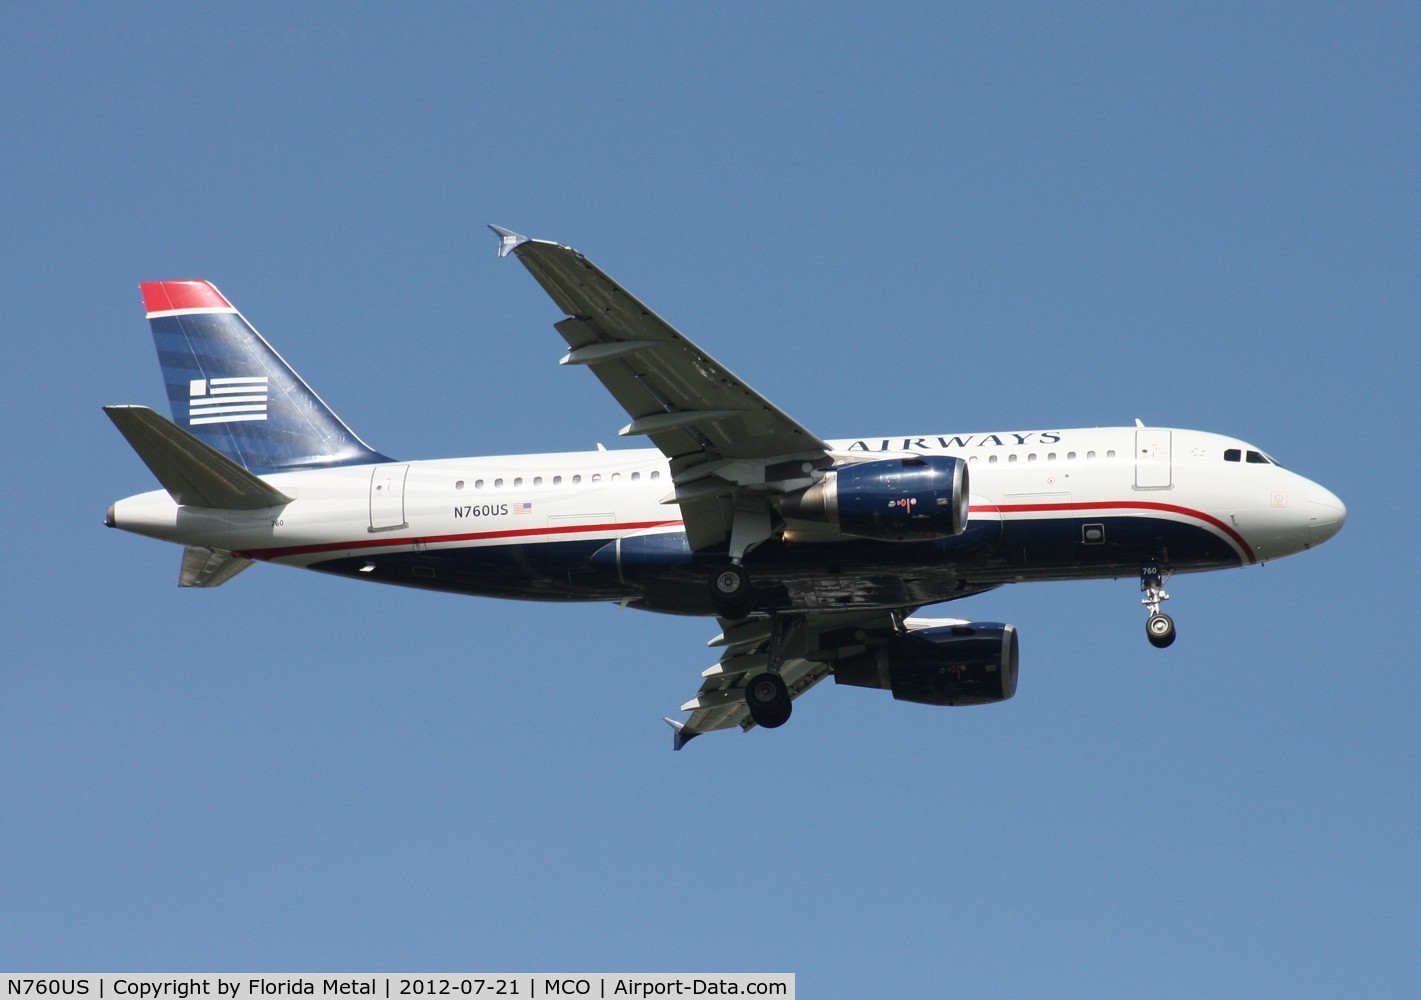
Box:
(104, 226, 1347, 748)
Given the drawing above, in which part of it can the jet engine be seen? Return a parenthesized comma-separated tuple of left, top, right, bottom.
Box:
(779, 455, 969, 541)
(831, 622, 1018, 706)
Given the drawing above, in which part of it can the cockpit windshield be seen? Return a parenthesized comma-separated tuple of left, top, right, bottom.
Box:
(1223, 447, 1284, 468)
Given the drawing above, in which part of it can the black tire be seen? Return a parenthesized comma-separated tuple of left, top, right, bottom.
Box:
(1146, 612, 1176, 648)
(708, 565, 753, 618)
(745, 671, 792, 729)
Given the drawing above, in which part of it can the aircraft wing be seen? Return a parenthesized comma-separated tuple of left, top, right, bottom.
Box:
(667, 609, 918, 749)
(492, 227, 834, 550)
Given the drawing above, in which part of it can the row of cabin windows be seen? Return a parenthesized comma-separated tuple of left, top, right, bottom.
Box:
(969, 450, 1115, 464)
(453, 470, 663, 491)
(448, 451, 1139, 490)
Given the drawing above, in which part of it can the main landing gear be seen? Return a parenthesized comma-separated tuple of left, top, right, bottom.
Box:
(737, 613, 797, 730)
(745, 670, 792, 729)
(707, 504, 774, 619)
(708, 564, 753, 619)
(1141, 565, 1176, 648)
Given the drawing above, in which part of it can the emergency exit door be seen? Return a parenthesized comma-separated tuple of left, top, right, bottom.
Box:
(1134, 430, 1172, 489)
(369, 464, 409, 531)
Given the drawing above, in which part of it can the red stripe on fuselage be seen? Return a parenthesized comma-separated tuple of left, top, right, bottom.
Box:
(236, 501, 1252, 566)
(974, 500, 1255, 564)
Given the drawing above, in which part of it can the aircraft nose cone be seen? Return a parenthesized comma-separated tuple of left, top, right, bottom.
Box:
(1307, 486, 1346, 546)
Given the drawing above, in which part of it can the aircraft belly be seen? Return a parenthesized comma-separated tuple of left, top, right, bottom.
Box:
(611, 520, 1008, 614)
(993, 510, 1245, 578)
(296, 505, 1244, 611)
(307, 537, 634, 602)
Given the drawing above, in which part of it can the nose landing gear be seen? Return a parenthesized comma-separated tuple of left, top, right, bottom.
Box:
(1141, 565, 1176, 648)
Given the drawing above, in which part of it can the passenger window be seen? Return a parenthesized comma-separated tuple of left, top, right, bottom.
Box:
(1027, 453, 1037, 463)
(1106, 450, 1116, 459)
(591, 474, 602, 483)
(475, 479, 484, 489)
(988, 455, 998, 464)
(1067, 452, 1076, 461)
(631, 471, 641, 481)
(1047, 452, 1056, 461)
(611, 473, 620, 482)
(514, 477, 523, 487)
(494, 478, 504, 488)
(572, 475, 582, 484)
(1224, 449, 1241, 462)
(651, 471, 662, 480)
(533, 476, 543, 486)
(553, 475, 562, 485)
(1008, 454, 1018, 464)
(1087, 451, 1096, 460)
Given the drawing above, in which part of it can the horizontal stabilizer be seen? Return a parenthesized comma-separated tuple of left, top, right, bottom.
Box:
(180, 546, 254, 587)
(104, 405, 293, 509)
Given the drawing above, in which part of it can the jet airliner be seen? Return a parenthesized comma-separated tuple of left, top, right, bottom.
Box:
(104, 227, 1346, 747)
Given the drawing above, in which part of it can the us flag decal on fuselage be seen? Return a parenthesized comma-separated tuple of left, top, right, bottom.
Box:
(189, 376, 270, 425)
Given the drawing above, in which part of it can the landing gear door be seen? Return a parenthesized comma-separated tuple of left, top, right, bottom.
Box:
(370, 464, 409, 531)
(1134, 430, 1172, 489)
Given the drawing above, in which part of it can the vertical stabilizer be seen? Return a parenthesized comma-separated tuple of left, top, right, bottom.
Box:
(141, 280, 391, 473)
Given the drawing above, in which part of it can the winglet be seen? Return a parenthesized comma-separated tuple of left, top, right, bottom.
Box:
(488, 225, 530, 258)
(664, 717, 699, 751)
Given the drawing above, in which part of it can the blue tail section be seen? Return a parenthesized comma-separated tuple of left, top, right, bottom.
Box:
(141, 280, 391, 473)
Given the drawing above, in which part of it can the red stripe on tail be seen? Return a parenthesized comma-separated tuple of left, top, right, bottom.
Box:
(140, 280, 232, 314)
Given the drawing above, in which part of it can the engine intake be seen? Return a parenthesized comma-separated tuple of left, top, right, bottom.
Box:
(832, 622, 1018, 706)
(780, 455, 969, 541)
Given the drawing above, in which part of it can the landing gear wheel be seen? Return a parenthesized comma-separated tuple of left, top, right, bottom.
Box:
(1140, 565, 1175, 648)
(708, 564, 753, 619)
(1146, 612, 1176, 648)
(745, 671, 792, 729)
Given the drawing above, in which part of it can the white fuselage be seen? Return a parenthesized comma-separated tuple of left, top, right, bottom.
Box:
(110, 425, 1345, 612)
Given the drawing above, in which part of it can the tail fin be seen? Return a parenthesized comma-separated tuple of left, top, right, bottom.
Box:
(141, 280, 391, 473)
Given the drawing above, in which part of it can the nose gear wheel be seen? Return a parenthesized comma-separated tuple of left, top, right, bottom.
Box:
(1141, 566, 1176, 648)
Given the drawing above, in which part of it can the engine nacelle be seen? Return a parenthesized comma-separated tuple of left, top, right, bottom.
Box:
(832, 622, 1018, 706)
(780, 455, 969, 541)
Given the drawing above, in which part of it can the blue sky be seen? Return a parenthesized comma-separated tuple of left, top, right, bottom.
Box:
(3, 3, 1417, 993)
